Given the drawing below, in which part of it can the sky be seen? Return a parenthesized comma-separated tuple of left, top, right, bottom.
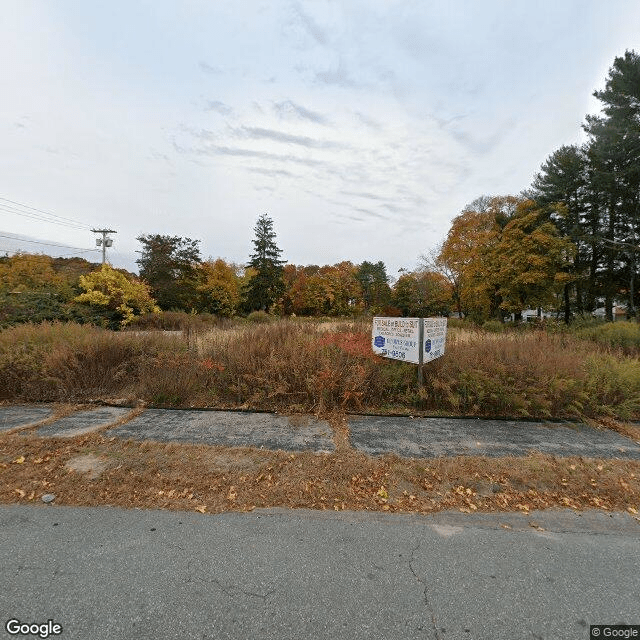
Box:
(1, 1, 640, 278)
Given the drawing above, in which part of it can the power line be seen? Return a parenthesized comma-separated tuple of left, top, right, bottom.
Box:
(0, 199, 91, 229)
(0, 247, 101, 258)
(0, 196, 93, 230)
(0, 233, 101, 253)
(0, 204, 88, 231)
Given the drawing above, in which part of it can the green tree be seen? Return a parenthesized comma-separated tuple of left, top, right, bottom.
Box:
(393, 271, 452, 317)
(244, 214, 286, 312)
(531, 144, 592, 321)
(0, 253, 63, 294)
(355, 261, 391, 312)
(136, 235, 202, 311)
(583, 50, 640, 319)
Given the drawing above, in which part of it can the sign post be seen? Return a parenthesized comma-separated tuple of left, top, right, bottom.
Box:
(372, 316, 447, 386)
(417, 318, 424, 386)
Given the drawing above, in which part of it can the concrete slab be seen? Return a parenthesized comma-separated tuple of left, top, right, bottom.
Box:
(36, 407, 131, 438)
(105, 409, 335, 452)
(349, 415, 640, 459)
(0, 405, 53, 432)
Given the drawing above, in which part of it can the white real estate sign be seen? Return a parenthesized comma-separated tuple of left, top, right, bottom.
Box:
(371, 317, 420, 364)
(371, 317, 447, 365)
(422, 317, 447, 363)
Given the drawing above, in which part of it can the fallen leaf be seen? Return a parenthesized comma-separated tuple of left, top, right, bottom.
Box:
(14, 489, 25, 498)
(14, 456, 25, 464)
(376, 487, 389, 500)
(627, 507, 638, 515)
(500, 523, 512, 530)
(195, 505, 207, 513)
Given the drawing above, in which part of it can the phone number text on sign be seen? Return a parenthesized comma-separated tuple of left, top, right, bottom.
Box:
(371, 318, 420, 364)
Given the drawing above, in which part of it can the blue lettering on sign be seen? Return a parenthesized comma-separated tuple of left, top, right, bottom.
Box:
(374, 335, 385, 348)
(425, 339, 431, 353)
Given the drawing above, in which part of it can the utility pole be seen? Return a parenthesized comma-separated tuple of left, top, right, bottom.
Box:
(91, 229, 117, 265)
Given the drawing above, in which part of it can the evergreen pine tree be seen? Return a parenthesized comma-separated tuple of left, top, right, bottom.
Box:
(531, 144, 590, 319)
(244, 214, 286, 311)
(583, 50, 640, 318)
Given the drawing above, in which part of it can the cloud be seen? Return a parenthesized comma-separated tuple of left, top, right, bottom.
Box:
(291, 2, 328, 46)
(314, 60, 358, 88)
(331, 212, 366, 223)
(381, 202, 410, 213)
(273, 100, 330, 125)
(351, 206, 389, 220)
(353, 111, 382, 131)
(341, 190, 387, 201)
(198, 61, 222, 75)
(179, 126, 216, 141)
(449, 128, 506, 155)
(246, 166, 298, 178)
(204, 100, 232, 115)
(232, 126, 348, 150)
(176, 141, 333, 171)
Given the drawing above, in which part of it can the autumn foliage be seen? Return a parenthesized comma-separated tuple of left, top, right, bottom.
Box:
(2, 319, 640, 421)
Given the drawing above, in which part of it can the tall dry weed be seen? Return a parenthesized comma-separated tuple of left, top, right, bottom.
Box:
(2, 320, 640, 419)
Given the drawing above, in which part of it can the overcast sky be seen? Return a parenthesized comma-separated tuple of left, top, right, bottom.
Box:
(1, 1, 639, 277)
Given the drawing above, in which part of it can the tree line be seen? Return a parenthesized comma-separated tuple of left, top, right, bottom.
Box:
(1, 214, 445, 327)
(434, 50, 640, 323)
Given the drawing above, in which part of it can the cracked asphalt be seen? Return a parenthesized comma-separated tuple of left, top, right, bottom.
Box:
(3, 404, 640, 458)
(1, 505, 638, 640)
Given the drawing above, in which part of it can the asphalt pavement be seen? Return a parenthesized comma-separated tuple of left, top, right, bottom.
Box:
(2, 404, 640, 459)
(1, 505, 638, 640)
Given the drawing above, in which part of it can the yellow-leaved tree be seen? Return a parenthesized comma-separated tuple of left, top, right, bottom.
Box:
(0, 253, 64, 293)
(75, 265, 159, 326)
(196, 259, 242, 317)
(438, 196, 575, 322)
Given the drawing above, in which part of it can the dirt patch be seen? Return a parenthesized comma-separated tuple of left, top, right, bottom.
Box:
(65, 454, 111, 480)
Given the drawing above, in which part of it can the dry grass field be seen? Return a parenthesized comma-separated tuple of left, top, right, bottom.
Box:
(1, 318, 640, 420)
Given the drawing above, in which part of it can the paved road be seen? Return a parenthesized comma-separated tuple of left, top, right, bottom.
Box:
(3, 404, 640, 459)
(1, 505, 638, 640)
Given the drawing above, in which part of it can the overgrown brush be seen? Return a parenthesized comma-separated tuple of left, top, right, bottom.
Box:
(127, 310, 231, 332)
(2, 320, 640, 420)
(575, 320, 640, 354)
(0, 322, 181, 402)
